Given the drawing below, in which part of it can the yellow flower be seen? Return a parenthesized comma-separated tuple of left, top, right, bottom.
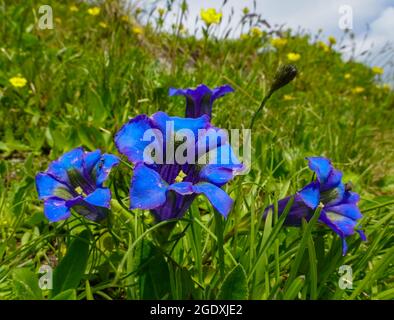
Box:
(352, 86, 365, 94)
(99, 22, 108, 29)
(69, 5, 79, 12)
(371, 66, 384, 75)
(283, 94, 295, 101)
(132, 26, 143, 35)
(328, 36, 336, 45)
(271, 38, 288, 47)
(344, 73, 351, 79)
(242, 7, 250, 15)
(158, 7, 165, 16)
(200, 8, 222, 25)
(87, 7, 100, 16)
(287, 52, 301, 62)
(317, 41, 330, 52)
(121, 15, 129, 23)
(250, 27, 263, 38)
(9, 76, 27, 88)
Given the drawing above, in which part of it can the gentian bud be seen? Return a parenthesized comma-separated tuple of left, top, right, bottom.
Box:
(270, 64, 297, 94)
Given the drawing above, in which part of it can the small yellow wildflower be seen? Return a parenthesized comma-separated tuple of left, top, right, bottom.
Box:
(371, 66, 384, 75)
(271, 38, 288, 47)
(121, 15, 129, 23)
(283, 94, 295, 101)
(69, 5, 79, 12)
(352, 86, 365, 94)
(9, 76, 27, 88)
(87, 7, 100, 16)
(99, 22, 108, 29)
(287, 52, 301, 62)
(344, 73, 351, 79)
(158, 7, 165, 16)
(250, 27, 263, 38)
(242, 7, 250, 15)
(328, 36, 336, 45)
(200, 8, 222, 26)
(317, 41, 330, 52)
(132, 26, 143, 35)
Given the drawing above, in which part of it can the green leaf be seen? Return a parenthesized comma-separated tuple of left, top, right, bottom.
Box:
(12, 268, 42, 300)
(51, 289, 77, 300)
(52, 230, 90, 296)
(283, 276, 305, 300)
(218, 264, 248, 300)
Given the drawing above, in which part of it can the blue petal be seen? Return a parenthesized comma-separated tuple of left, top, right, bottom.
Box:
(47, 147, 84, 184)
(192, 182, 233, 217)
(321, 211, 357, 237)
(115, 115, 160, 163)
(326, 203, 362, 220)
(343, 191, 360, 204)
(323, 168, 343, 190)
(307, 157, 333, 184)
(357, 230, 367, 241)
(83, 149, 101, 173)
(84, 188, 111, 208)
(151, 111, 210, 138)
(297, 181, 320, 209)
(211, 84, 234, 101)
(168, 182, 194, 195)
(130, 163, 168, 210)
(169, 84, 211, 99)
(93, 154, 120, 187)
(65, 196, 108, 221)
(35, 173, 72, 200)
(44, 197, 71, 222)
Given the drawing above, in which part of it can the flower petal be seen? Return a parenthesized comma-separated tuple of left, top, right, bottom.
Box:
(84, 188, 111, 208)
(151, 111, 210, 138)
(168, 182, 194, 195)
(130, 163, 168, 210)
(47, 147, 84, 184)
(44, 197, 71, 222)
(211, 84, 234, 101)
(297, 181, 320, 209)
(93, 154, 120, 187)
(192, 182, 233, 217)
(83, 149, 101, 173)
(35, 173, 73, 200)
(115, 115, 159, 163)
(326, 203, 362, 220)
(307, 157, 333, 184)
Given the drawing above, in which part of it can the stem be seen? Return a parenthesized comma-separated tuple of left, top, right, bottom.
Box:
(362, 200, 394, 213)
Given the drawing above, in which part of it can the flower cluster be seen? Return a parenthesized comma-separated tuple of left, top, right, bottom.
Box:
(36, 84, 242, 222)
(264, 157, 366, 255)
(36, 148, 119, 222)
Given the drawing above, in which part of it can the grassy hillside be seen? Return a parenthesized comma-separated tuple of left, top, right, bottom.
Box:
(0, 0, 393, 300)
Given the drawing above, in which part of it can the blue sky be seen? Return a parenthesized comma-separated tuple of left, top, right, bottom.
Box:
(142, 0, 394, 81)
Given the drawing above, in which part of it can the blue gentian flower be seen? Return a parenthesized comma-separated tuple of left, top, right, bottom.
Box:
(265, 157, 366, 255)
(115, 111, 243, 221)
(35, 147, 119, 222)
(169, 84, 234, 118)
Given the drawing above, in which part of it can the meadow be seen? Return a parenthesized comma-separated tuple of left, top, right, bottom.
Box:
(0, 0, 393, 300)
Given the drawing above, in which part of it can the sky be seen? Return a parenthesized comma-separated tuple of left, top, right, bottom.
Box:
(140, 0, 394, 81)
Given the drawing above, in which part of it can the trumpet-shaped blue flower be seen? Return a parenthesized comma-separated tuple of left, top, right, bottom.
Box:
(35, 147, 119, 222)
(169, 84, 234, 118)
(115, 111, 243, 221)
(265, 157, 366, 255)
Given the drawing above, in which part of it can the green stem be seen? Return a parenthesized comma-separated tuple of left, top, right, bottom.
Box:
(362, 200, 394, 213)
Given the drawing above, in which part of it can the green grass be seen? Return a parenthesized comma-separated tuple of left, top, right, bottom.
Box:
(0, 0, 393, 300)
